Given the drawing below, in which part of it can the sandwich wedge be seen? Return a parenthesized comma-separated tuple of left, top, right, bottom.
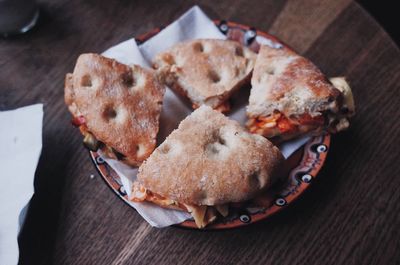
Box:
(247, 45, 355, 142)
(153, 39, 256, 112)
(65, 53, 166, 166)
(131, 105, 284, 228)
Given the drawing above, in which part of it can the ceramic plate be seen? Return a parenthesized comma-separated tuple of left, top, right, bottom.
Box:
(90, 21, 331, 229)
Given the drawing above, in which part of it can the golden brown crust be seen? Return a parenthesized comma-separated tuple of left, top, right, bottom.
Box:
(64, 53, 166, 166)
(137, 105, 284, 205)
(153, 39, 256, 110)
(248, 45, 341, 118)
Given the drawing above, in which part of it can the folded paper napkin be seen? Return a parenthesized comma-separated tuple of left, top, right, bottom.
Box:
(0, 104, 43, 264)
(101, 6, 310, 227)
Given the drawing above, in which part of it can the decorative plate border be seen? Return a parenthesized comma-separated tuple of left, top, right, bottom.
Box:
(89, 21, 332, 230)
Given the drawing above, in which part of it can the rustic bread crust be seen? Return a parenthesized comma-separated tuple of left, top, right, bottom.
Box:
(65, 53, 166, 166)
(137, 105, 284, 205)
(153, 39, 256, 111)
(247, 45, 341, 118)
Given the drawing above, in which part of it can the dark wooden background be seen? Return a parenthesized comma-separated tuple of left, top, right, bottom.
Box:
(0, 0, 399, 264)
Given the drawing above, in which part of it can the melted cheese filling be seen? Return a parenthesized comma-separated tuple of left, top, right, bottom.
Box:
(130, 182, 228, 228)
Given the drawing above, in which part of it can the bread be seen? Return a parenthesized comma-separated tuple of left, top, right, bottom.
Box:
(247, 45, 354, 140)
(65, 53, 166, 166)
(248, 45, 341, 117)
(153, 39, 256, 112)
(137, 105, 284, 206)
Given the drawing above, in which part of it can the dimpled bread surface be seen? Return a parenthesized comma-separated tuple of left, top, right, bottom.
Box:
(138, 105, 284, 205)
(65, 53, 166, 166)
(153, 39, 256, 110)
(248, 45, 341, 118)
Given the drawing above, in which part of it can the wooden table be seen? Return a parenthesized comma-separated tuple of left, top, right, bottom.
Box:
(1, 0, 398, 264)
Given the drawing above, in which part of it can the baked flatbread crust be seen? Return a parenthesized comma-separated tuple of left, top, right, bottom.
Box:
(137, 105, 284, 205)
(65, 53, 165, 166)
(153, 39, 256, 112)
(247, 45, 354, 140)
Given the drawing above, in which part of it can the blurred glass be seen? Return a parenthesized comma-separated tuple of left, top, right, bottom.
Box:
(0, 0, 39, 37)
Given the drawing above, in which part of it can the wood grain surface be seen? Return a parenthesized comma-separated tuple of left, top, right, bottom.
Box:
(0, 0, 399, 264)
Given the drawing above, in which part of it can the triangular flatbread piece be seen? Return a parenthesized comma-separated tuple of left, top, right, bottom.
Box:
(247, 45, 354, 141)
(65, 53, 165, 166)
(153, 39, 256, 112)
(132, 105, 283, 227)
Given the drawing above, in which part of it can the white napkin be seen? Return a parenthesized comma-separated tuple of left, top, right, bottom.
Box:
(101, 6, 309, 228)
(139, 6, 226, 62)
(0, 104, 43, 265)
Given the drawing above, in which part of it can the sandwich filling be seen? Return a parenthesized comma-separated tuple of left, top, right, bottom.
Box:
(71, 115, 129, 162)
(130, 182, 229, 228)
(248, 112, 328, 141)
(192, 100, 231, 113)
(248, 78, 355, 141)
